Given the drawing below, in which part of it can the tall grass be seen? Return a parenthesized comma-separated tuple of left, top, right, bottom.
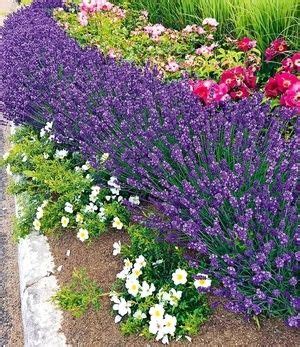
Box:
(115, 0, 299, 51)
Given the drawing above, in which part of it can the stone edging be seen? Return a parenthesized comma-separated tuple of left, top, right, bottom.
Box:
(11, 124, 67, 347)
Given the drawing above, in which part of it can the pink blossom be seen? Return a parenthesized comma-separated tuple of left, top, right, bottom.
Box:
(192, 80, 229, 105)
(237, 37, 257, 52)
(182, 25, 194, 33)
(78, 12, 88, 26)
(280, 81, 300, 111)
(144, 24, 166, 38)
(202, 17, 219, 27)
(165, 61, 180, 72)
(197, 26, 206, 34)
(195, 45, 211, 55)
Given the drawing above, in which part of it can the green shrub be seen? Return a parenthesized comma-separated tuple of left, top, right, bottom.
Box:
(52, 268, 103, 317)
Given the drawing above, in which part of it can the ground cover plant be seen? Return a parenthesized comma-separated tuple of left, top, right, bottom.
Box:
(1, 0, 299, 340)
(0, 125, 129, 240)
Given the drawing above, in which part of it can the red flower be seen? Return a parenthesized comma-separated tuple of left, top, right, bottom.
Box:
(192, 80, 229, 104)
(237, 37, 257, 52)
(281, 57, 294, 72)
(220, 66, 246, 89)
(280, 81, 300, 111)
(292, 52, 300, 72)
(265, 37, 288, 61)
(265, 77, 279, 98)
(230, 86, 250, 100)
(275, 72, 298, 93)
(244, 68, 257, 89)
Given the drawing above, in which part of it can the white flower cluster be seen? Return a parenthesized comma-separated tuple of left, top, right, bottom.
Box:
(40, 121, 54, 141)
(111, 249, 213, 344)
(32, 200, 48, 231)
(106, 176, 123, 203)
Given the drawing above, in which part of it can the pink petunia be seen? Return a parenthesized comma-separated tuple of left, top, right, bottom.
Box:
(237, 37, 257, 52)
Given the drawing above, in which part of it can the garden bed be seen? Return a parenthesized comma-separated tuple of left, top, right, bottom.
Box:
(49, 230, 299, 346)
(1, 0, 299, 345)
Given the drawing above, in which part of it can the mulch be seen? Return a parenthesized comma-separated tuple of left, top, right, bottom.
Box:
(49, 230, 300, 347)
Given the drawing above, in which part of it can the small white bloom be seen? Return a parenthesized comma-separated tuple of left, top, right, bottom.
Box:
(149, 304, 165, 321)
(124, 258, 133, 270)
(77, 228, 89, 242)
(140, 281, 156, 298)
(112, 217, 123, 230)
(57, 265, 63, 272)
(194, 273, 212, 289)
(75, 213, 84, 223)
(110, 187, 120, 195)
(41, 200, 48, 208)
(125, 278, 140, 297)
(149, 317, 164, 335)
(54, 149, 68, 160)
(161, 335, 169, 344)
(66, 249, 71, 257)
(112, 297, 132, 316)
(36, 207, 44, 220)
(43, 153, 49, 159)
(169, 288, 182, 306)
(163, 314, 177, 335)
(129, 195, 140, 205)
(133, 310, 146, 320)
(105, 195, 111, 201)
(61, 216, 69, 228)
(116, 268, 130, 280)
(33, 219, 41, 231)
(112, 241, 121, 256)
(152, 259, 164, 266)
(81, 162, 90, 171)
(22, 154, 28, 162)
(108, 176, 120, 188)
(3, 152, 9, 160)
(135, 255, 146, 268)
(100, 152, 109, 163)
(172, 268, 188, 285)
(84, 202, 98, 213)
(202, 17, 219, 27)
(91, 185, 101, 195)
(40, 128, 46, 137)
(45, 121, 53, 131)
(114, 315, 122, 323)
(64, 202, 73, 214)
(48, 134, 55, 141)
(131, 266, 142, 278)
(117, 196, 123, 203)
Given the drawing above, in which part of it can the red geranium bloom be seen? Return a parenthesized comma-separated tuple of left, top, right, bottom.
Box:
(281, 57, 294, 72)
(244, 68, 257, 89)
(192, 80, 229, 104)
(230, 86, 250, 100)
(275, 72, 298, 93)
(280, 81, 300, 111)
(265, 77, 279, 98)
(220, 66, 246, 89)
(237, 37, 257, 52)
(292, 52, 300, 72)
(273, 38, 288, 53)
(265, 37, 288, 61)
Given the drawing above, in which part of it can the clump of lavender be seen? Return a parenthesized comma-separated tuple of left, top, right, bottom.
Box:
(107, 94, 299, 323)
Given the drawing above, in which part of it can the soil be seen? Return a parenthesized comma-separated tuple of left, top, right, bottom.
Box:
(49, 230, 300, 347)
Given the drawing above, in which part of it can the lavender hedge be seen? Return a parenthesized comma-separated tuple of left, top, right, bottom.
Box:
(1, 0, 299, 326)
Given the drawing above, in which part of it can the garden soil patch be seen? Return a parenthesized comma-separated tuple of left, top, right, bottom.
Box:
(49, 230, 300, 347)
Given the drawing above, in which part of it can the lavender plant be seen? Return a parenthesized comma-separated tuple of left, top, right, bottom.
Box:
(1, 0, 298, 326)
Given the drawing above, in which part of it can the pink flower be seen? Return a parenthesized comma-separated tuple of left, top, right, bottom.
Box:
(192, 80, 229, 105)
(237, 37, 257, 52)
(96, 0, 113, 11)
(182, 25, 194, 33)
(265, 77, 280, 98)
(165, 61, 180, 72)
(282, 52, 300, 73)
(230, 85, 250, 100)
(220, 66, 256, 91)
(197, 26, 206, 35)
(280, 81, 300, 111)
(292, 52, 300, 72)
(195, 45, 211, 55)
(275, 72, 298, 93)
(265, 37, 288, 61)
(202, 18, 219, 27)
(78, 12, 88, 26)
(144, 24, 166, 38)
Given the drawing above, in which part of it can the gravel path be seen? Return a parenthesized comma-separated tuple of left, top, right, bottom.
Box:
(1, 2, 23, 345)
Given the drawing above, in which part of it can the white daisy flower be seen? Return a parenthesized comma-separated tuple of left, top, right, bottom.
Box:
(149, 304, 165, 322)
(61, 216, 69, 228)
(54, 149, 68, 160)
(33, 219, 41, 231)
(77, 228, 89, 242)
(112, 217, 123, 230)
(133, 310, 146, 320)
(172, 268, 188, 285)
(140, 281, 156, 298)
(194, 273, 212, 289)
(64, 202, 73, 214)
(129, 195, 140, 205)
(125, 278, 140, 297)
